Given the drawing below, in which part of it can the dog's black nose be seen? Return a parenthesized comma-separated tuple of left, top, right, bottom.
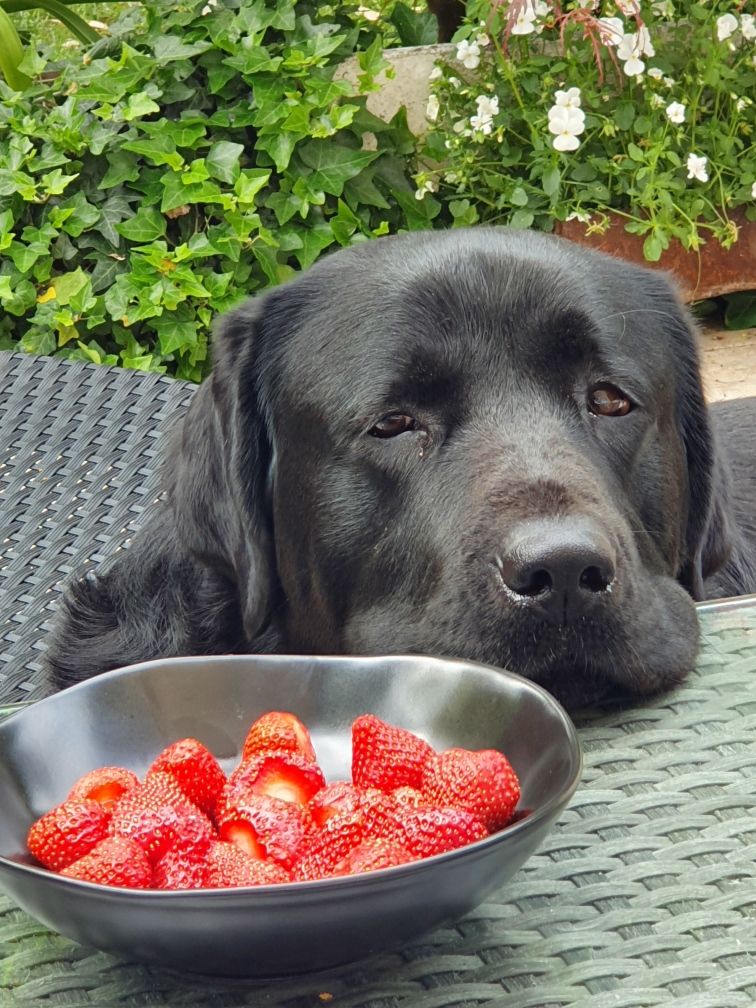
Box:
(496, 519, 616, 623)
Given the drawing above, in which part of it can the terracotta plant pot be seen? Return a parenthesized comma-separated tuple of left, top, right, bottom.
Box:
(555, 210, 756, 303)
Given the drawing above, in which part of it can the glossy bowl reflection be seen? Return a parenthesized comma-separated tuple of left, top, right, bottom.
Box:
(0, 654, 581, 977)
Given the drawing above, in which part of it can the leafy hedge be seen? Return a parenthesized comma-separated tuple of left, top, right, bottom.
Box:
(0, 0, 442, 380)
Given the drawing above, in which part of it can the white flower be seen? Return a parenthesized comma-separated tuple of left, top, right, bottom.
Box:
(475, 94, 499, 118)
(508, 0, 549, 36)
(597, 17, 624, 46)
(428, 65, 443, 82)
(665, 101, 686, 124)
(470, 94, 499, 134)
(617, 32, 649, 77)
(637, 26, 653, 56)
(751, 181, 756, 200)
(456, 39, 481, 69)
(716, 13, 738, 42)
(741, 14, 755, 41)
(453, 119, 470, 135)
(663, 76, 675, 88)
(475, 32, 490, 47)
(201, 0, 217, 13)
(444, 171, 460, 184)
(426, 94, 440, 122)
(616, 0, 639, 14)
(622, 55, 645, 76)
(647, 67, 663, 80)
(650, 93, 664, 108)
(554, 87, 582, 109)
(566, 210, 591, 223)
(511, 7, 537, 35)
(415, 178, 438, 200)
(448, 76, 461, 88)
(548, 105, 586, 152)
(686, 154, 708, 183)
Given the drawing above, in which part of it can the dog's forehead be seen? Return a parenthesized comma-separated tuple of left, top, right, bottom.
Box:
(277, 232, 673, 413)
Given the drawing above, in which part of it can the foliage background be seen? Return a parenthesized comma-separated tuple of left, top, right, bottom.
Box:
(1, 0, 754, 380)
(0, 0, 443, 380)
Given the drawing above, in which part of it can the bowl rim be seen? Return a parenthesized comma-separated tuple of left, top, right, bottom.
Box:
(0, 651, 583, 897)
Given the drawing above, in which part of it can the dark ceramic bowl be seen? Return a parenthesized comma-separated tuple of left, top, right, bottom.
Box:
(0, 654, 581, 977)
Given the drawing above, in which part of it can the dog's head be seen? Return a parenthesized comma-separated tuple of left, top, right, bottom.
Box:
(163, 228, 735, 704)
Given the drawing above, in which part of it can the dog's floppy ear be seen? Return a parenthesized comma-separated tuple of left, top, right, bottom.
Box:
(47, 295, 282, 687)
(659, 281, 735, 599)
(166, 297, 277, 643)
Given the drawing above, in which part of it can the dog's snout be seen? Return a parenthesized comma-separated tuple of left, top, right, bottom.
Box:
(495, 519, 616, 623)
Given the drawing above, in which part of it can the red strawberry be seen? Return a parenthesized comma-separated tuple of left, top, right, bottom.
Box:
(204, 841, 291, 888)
(351, 714, 434, 791)
(218, 794, 311, 871)
(109, 772, 215, 863)
(67, 767, 140, 811)
(27, 799, 111, 871)
(241, 711, 316, 764)
(221, 752, 324, 811)
(217, 819, 265, 860)
(358, 788, 405, 843)
(308, 781, 364, 827)
(61, 836, 152, 888)
(148, 738, 226, 817)
(395, 807, 488, 858)
(294, 812, 366, 882)
(421, 748, 520, 831)
(334, 838, 414, 876)
(391, 786, 428, 808)
(153, 847, 209, 890)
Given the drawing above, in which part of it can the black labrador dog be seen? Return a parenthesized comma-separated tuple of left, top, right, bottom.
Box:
(47, 228, 756, 705)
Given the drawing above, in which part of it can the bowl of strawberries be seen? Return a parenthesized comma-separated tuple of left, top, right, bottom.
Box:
(0, 653, 581, 976)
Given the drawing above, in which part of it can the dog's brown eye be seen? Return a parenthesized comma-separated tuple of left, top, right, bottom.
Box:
(369, 413, 418, 438)
(588, 384, 632, 417)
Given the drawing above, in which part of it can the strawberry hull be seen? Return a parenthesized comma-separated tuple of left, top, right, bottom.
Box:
(0, 653, 581, 976)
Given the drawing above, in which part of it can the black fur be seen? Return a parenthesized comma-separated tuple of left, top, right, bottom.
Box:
(47, 228, 756, 705)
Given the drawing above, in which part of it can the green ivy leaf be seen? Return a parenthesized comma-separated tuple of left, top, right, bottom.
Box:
(206, 141, 245, 184)
(257, 131, 298, 173)
(57, 191, 101, 234)
(122, 136, 184, 171)
(50, 268, 89, 306)
(235, 169, 271, 205)
(40, 170, 78, 196)
(116, 206, 166, 242)
(223, 47, 283, 75)
(297, 141, 380, 198)
(153, 36, 212, 62)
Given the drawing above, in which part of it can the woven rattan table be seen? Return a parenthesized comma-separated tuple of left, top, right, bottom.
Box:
(2, 351, 756, 1007)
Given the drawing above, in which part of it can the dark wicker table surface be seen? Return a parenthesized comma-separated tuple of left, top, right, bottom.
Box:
(2, 351, 756, 1007)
